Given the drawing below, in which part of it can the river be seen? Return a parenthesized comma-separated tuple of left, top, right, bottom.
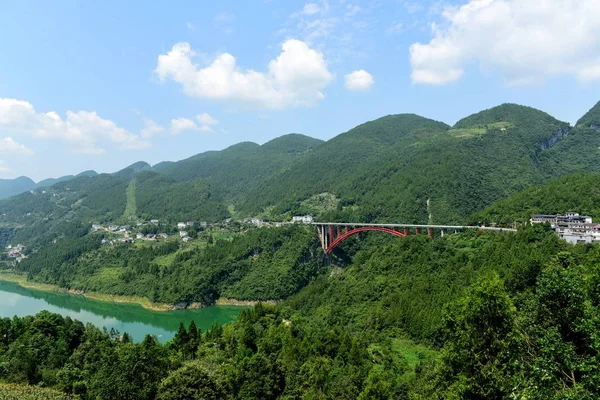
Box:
(0, 281, 246, 343)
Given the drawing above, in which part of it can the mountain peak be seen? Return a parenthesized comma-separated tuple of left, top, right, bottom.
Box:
(576, 101, 600, 128)
(261, 134, 324, 153)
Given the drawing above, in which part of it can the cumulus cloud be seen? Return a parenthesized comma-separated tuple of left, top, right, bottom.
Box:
(410, 0, 600, 85)
(0, 137, 33, 155)
(0, 98, 150, 154)
(155, 39, 334, 110)
(0, 160, 10, 174)
(344, 70, 374, 91)
(170, 118, 199, 135)
(140, 119, 164, 139)
(196, 112, 218, 126)
(170, 113, 220, 134)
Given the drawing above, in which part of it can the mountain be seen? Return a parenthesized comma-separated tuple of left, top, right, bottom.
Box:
(153, 134, 323, 203)
(576, 100, 600, 128)
(2, 101, 600, 249)
(113, 161, 151, 179)
(472, 172, 600, 225)
(240, 104, 572, 223)
(0, 171, 99, 199)
(0, 176, 36, 199)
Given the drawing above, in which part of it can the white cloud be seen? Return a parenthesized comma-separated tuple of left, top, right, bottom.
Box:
(196, 113, 218, 126)
(344, 69, 374, 91)
(0, 137, 33, 155)
(140, 119, 165, 139)
(170, 118, 198, 135)
(0, 98, 150, 154)
(293, 2, 326, 17)
(156, 39, 334, 110)
(410, 0, 600, 85)
(0, 160, 10, 174)
(186, 22, 196, 32)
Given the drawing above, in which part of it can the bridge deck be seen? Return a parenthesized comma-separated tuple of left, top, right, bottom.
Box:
(310, 222, 516, 232)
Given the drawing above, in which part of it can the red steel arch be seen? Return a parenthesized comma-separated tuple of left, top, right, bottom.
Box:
(325, 226, 407, 254)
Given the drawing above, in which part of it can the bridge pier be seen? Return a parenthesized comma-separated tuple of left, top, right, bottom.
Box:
(428, 227, 433, 239)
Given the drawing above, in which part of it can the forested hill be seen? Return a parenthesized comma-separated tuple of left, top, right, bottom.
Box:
(472, 172, 600, 225)
(2, 101, 600, 247)
(0, 170, 98, 200)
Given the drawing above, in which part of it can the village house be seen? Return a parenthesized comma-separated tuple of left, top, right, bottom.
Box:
(91, 224, 103, 232)
(136, 233, 145, 239)
(180, 231, 189, 238)
(530, 212, 592, 227)
(534, 212, 600, 244)
(177, 222, 187, 230)
(150, 219, 159, 225)
(292, 215, 314, 224)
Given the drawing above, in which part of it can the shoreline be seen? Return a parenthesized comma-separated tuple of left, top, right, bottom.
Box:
(0, 272, 268, 311)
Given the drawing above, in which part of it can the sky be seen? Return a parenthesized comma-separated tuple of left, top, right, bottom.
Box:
(1, 0, 599, 181)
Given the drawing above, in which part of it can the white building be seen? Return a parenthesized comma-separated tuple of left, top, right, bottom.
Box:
(180, 231, 189, 238)
(177, 222, 187, 230)
(292, 215, 314, 224)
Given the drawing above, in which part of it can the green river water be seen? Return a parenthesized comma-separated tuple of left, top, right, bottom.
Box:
(0, 281, 245, 343)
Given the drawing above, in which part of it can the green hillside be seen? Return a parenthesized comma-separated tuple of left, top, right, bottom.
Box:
(241, 104, 571, 223)
(0, 176, 36, 199)
(153, 134, 323, 203)
(473, 172, 600, 225)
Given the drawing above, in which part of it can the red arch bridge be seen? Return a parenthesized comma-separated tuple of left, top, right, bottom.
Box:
(312, 222, 516, 254)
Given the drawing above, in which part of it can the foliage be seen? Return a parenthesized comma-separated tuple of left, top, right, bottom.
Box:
(473, 172, 600, 224)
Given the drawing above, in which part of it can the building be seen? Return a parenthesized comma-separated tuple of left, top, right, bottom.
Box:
(177, 222, 187, 230)
(250, 218, 263, 227)
(136, 233, 145, 239)
(530, 212, 592, 227)
(533, 212, 600, 244)
(180, 231, 189, 238)
(292, 215, 314, 224)
(556, 222, 600, 244)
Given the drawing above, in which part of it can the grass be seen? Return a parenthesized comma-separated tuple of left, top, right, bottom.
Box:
(448, 121, 515, 138)
(391, 337, 438, 379)
(0, 383, 72, 400)
(123, 178, 137, 220)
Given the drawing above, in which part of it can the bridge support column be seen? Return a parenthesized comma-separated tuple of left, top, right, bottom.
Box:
(440, 229, 445, 238)
(428, 227, 433, 239)
(416, 228, 421, 235)
(404, 227, 408, 236)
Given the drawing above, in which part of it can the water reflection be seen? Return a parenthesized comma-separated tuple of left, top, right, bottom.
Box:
(0, 281, 245, 343)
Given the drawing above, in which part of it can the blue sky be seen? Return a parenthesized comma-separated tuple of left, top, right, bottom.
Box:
(0, 0, 599, 181)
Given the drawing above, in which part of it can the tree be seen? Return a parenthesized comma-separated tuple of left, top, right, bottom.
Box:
(157, 362, 229, 400)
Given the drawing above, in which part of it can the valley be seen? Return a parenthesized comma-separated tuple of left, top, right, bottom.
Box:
(2, 101, 600, 398)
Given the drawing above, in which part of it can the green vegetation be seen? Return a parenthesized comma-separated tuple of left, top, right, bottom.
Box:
(4, 101, 600, 398)
(17, 226, 321, 305)
(473, 172, 600, 224)
(5, 225, 600, 398)
(123, 179, 137, 220)
(0, 383, 72, 399)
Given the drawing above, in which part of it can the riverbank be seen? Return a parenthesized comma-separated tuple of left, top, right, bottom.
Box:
(0, 272, 173, 311)
(216, 298, 278, 306)
(0, 272, 272, 312)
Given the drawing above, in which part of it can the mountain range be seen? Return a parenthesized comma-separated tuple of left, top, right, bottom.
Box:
(2, 101, 600, 246)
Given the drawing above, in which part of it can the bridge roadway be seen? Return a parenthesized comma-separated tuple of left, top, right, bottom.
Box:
(310, 222, 516, 233)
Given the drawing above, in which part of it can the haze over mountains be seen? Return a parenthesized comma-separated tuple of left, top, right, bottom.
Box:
(1, 101, 600, 232)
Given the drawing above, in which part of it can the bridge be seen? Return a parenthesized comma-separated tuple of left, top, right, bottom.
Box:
(312, 222, 517, 254)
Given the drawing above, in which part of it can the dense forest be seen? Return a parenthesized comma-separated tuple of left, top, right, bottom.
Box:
(3, 101, 600, 398)
(4, 225, 600, 398)
(17, 226, 321, 305)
